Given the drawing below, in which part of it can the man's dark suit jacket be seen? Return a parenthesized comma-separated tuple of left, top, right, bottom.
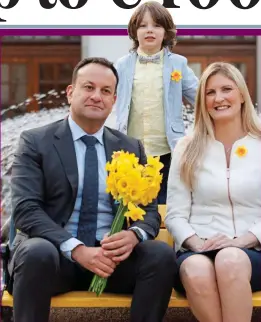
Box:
(10, 119, 161, 256)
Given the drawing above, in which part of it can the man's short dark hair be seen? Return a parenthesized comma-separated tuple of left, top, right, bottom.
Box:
(71, 57, 119, 93)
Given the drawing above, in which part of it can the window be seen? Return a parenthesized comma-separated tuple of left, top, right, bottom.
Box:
(175, 36, 256, 102)
(1, 63, 28, 110)
(1, 39, 81, 113)
(37, 62, 75, 109)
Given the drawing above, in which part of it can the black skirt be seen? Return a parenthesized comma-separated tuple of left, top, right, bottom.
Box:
(174, 248, 261, 295)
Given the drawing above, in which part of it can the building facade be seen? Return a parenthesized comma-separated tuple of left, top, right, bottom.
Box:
(1, 35, 260, 112)
(1, 36, 81, 112)
(82, 35, 260, 110)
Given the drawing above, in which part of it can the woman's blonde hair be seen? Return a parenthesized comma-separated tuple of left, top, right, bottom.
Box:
(180, 62, 261, 189)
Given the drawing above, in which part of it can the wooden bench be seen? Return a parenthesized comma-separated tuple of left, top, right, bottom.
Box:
(1, 205, 261, 313)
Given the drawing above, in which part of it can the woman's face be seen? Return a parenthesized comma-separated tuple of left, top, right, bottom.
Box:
(205, 73, 244, 123)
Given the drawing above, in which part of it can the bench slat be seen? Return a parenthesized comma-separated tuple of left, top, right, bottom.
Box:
(155, 228, 173, 246)
(2, 290, 261, 308)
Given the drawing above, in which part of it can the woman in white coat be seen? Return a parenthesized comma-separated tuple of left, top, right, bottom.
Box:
(166, 62, 261, 322)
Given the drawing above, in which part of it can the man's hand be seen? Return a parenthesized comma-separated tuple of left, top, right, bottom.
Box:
(100, 230, 139, 263)
(201, 234, 235, 251)
(71, 245, 116, 278)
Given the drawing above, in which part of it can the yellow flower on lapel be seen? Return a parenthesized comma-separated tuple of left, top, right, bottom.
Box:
(235, 145, 248, 157)
(171, 70, 182, 82)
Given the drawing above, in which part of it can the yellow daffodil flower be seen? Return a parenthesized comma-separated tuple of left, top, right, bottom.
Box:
(235, 145, 248, 157)
(171, 70, 182, 82)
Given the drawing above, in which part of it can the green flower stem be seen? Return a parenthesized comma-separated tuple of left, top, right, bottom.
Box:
(88, 200, 128, 296)
(110, 201, 127, 235)
(109, 200, 123, 234)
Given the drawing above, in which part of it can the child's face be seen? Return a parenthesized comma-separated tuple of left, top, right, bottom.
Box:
(136, 10, 165, 55)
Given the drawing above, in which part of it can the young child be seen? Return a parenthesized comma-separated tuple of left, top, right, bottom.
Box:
(114, 1, 198, 204)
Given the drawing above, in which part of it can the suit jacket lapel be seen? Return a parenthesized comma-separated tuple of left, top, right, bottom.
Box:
(163, 49, 173, 102)
(103, 127, 122, 213)
(103, 127, 122, 163)
(128, 52, 137, 82)
(53, 119, 78, 201)
(125, 53, 137, 119)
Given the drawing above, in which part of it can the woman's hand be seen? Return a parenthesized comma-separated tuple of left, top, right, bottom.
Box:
(193, 232, 259, 252)
(183, 234, 205, 252)
(201, 234, 235, 251)
(233, 232, 259, 249)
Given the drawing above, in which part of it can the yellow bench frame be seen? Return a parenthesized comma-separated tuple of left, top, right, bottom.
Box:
(2, 205, 261, 308)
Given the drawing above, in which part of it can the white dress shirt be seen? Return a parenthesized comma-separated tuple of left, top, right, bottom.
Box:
(60, 116, 148, 260)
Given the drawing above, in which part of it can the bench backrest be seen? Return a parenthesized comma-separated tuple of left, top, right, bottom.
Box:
(157, 205, 174, 247)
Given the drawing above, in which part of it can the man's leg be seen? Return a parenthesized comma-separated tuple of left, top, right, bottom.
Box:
(105, 240, 176, 322)
(10, 237, 77, 322)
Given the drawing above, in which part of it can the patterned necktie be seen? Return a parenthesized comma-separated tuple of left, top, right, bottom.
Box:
(138, 53, 161, 64)
(77, 135, 99, 246)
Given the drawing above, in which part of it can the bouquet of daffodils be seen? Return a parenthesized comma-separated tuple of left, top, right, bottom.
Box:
(89, 150, 163, 296)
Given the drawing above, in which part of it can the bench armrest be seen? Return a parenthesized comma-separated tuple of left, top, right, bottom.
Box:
(1, 243, 11, 288)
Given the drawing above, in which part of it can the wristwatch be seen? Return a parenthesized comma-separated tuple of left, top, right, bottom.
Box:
(130, 228, 143, 243)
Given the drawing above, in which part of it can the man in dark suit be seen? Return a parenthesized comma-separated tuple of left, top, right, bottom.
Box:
(9, 57, 177, 322)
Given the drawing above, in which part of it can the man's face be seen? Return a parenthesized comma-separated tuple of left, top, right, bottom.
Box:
(67, 63, 117, 123)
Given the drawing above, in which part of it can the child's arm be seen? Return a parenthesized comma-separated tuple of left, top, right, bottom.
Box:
(111, 56, 126, 130)
(182, 59, 199, 107)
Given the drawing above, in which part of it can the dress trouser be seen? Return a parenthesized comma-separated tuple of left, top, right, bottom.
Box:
(9, 238, 176, 322)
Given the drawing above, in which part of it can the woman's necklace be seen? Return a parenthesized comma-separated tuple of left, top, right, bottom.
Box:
(225, 146, 232, 154)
